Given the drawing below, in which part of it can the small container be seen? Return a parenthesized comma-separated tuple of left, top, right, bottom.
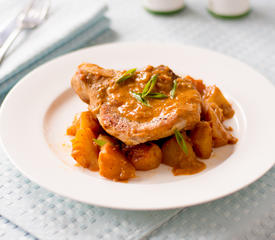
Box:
(208, 0, 250, 19)
(143, 0, 185, 14)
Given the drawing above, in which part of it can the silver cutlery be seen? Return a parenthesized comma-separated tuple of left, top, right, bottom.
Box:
(0, 19, 16, 47)
(0, 0, 50, 64)
(0, 1, 35, 47)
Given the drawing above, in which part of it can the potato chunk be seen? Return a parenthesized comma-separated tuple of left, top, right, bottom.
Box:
(97, 134, 117, 147)
(71, 128, 99, 171)
(127, 143, 162, 171)
(203, 102, 237, 147)
(190, 121, 213, 159)
(185, 75, 206, 95)
(204, 85, 234, 119)
(98, 143, 135, 181)
(67, 115, 80, 136)
(79, 111, 100, 136)
(67, 111, 100, 137)
(162, 136, 206, 175)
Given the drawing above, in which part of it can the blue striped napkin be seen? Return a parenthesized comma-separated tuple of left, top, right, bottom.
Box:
(0, 0, 109, 98)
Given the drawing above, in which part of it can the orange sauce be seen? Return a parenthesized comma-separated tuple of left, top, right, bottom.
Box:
(106, 66, 201, 123)
(68, 64, 238, 181)
(172, 161, 206, 175)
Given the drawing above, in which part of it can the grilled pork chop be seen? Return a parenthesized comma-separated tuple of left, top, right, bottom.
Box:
(71, 63, 202, 145)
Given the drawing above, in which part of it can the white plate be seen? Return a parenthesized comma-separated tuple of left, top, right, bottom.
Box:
(0, 43, 274, 210)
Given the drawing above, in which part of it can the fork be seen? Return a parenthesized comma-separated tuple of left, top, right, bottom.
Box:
(0, 0, 50, 64)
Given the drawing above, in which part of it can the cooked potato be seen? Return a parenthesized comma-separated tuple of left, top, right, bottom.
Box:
(204, 85, 234, 119)
(185, 75, 206, 95)
(79, 111, 100, 137)
(98, 143, 135, 181)
(203, 102, 237, 147)
(210, 102, 224, 122)
(66, 115, 80, 136)
(190, 121, 212, 159)
(67, 111, 100, 137)
(71, 128, 99, 171)
(162, 135, 206, 175)
(162, 136, 196, 168)
(97, 134, 117, 146)
(127, 143, 162, 171)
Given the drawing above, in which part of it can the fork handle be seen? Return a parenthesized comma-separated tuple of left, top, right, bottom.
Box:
(0, 27, 21, 64)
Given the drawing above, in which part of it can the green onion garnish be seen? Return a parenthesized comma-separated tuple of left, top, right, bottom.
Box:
(146, 93, 168, 99)
(174, 129, 188, 155)
(142, 74, 158, 97)
(116, 68, 136, 83)
(170, 79, 177, 99)
(131, 92, 151, 107)
(93, 139, 106, 147)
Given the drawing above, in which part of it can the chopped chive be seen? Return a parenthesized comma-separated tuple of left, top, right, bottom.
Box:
(93, 139, 106, 147)
(142, 74, 158, 97)
(116, 68, 136, 83)
(131, 92, 151, 107)
(170, 79, 177, 99)
(146, 93, 168, 99)
(174, 129, 188, 154)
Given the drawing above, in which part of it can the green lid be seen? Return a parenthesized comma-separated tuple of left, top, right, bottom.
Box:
(208, 8, 251, 19)
(144, 5, 185, 15)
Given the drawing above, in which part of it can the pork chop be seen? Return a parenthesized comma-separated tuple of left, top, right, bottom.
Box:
(71, 63, 202, 145)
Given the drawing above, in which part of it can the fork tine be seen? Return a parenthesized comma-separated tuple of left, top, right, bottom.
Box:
(23, 0, 36, 14)
(28, 0, 50, 22)
(38, 0, 51, 21)
(20, 0, 36, 21)
(24, 0, 50, 24)
(0, 0, 50, 63)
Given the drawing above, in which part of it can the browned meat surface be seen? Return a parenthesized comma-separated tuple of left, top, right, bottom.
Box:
(71, 63, 202, 145)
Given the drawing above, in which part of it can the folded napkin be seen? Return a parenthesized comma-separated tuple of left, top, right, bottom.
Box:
(0, 0, 109, 97)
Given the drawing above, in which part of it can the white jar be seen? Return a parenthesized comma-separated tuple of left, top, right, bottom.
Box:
(143, 0, 185, 14)
(208, 0, 250, 18)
